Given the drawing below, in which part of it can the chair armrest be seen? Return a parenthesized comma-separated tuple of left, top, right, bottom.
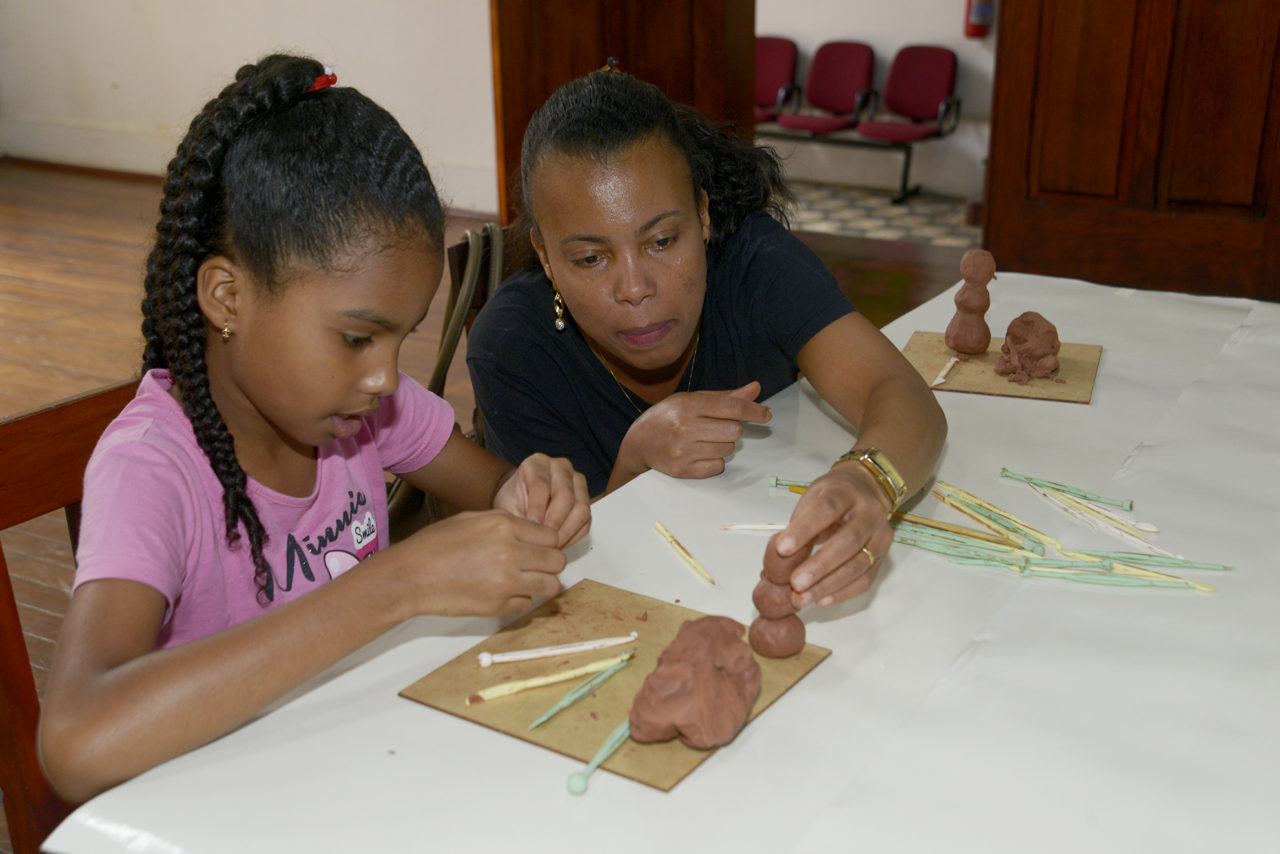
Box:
(784, 84, 804, 113)
(773, 84, 799, 114)
(855, 89, 879, 123)
(937, 97, 961, 135)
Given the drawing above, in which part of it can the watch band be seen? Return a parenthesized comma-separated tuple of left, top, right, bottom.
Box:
(833, 447, 906, 511)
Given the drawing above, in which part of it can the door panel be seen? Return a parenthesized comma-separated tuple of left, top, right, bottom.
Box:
(489, 0, 753, 225)
(985, 0, 1280, 300)
(1160, 0, 1280, 209)
(1032, 0, 1140, 199)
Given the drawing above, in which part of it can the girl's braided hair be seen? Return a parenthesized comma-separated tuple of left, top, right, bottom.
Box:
(519, 69, 791, 247)
(141, 54, 444, 603)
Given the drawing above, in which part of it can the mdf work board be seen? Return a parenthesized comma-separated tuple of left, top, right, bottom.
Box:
(902, 331, 1103, 403)
(400, 579, 829, 791)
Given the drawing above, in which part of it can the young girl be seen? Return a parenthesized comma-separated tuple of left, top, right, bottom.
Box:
(38, 54, 590, 803)
(467, 69, 946, 610)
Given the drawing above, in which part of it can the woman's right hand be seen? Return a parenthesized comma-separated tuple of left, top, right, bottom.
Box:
(610, 381, 772, 490)
(393, 509, 566, 616)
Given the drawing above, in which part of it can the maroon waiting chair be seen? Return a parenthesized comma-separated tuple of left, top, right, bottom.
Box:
(754, 36, 799, 124)
(855, 45, 961, 202)
(775, 41, 875, 135)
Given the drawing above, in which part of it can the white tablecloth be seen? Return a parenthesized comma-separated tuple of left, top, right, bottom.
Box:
(44, 274, 1280, 854)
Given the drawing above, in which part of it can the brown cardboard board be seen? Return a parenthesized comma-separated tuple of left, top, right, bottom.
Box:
(399, 578, 830, 791)
(902, 330, 1102, 403)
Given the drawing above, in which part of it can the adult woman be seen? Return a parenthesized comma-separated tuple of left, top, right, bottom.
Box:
(467, 69, 946, 607)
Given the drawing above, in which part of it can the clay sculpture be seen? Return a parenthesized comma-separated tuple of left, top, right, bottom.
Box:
(749, 534, 809, 659)
(994, 310, 1060, 384)
(629, 616, 762, 749)
(944, 249, 996, 355)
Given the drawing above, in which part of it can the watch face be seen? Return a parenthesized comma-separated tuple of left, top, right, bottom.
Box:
(864, 450, 905, 494)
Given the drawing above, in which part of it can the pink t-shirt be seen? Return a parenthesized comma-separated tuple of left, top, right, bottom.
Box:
(74, 369, 455, 648)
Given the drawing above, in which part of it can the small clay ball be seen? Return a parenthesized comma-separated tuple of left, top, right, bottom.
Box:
(762, 533, 812, 585)
(959, 248, 997, 284)
(752, 576, 797, 619)
(749, 614, 806, 658)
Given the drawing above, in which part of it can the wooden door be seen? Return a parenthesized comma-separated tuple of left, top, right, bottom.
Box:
(984, 0, 1280, 301)
(490, 0, 754, 224)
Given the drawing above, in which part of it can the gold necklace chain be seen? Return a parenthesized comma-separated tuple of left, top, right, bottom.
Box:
(603, 332, 700, 415)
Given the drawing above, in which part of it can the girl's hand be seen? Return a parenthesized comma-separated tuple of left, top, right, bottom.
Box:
(493, 453, 591, 548)
(615, 381, 772, 482)
(397, 509, 568, 616)
(773, 461, 896, 608)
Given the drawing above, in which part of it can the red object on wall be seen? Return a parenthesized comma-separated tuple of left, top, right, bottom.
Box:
(965, 0, 993, 37)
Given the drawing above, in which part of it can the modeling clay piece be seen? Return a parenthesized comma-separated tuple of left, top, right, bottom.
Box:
(944, 249, 996, 355)
(760, 532, 811, 585)
(750, 534, 808, 658)
(628, 616, 761, 749)
(994, 311, 1060, 384)
(748, 614, 806, 658)
(751, 576, 797, 619)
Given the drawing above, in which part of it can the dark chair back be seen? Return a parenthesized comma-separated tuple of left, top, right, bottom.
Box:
(754, 36, 798, 120)
(806, 41, 875, 115)
(0, 378, 138, 854)
(882, 45, 958, 121)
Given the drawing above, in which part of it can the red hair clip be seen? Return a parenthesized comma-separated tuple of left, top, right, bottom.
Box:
(307, 67, 337, 93)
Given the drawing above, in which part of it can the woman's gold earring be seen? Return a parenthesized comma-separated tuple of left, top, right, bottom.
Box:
(553, 290, 566, 332)
(220, 322, 232, 343)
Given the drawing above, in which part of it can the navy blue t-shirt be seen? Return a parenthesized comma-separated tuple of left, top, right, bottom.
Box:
(466, 212, 854, 496)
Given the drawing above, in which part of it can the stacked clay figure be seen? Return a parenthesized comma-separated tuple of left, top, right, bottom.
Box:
(944, 248, 997, 355)
(749, 534, 809, 658)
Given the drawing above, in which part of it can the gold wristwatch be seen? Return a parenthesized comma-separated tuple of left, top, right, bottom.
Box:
(833, 447, 906, 511)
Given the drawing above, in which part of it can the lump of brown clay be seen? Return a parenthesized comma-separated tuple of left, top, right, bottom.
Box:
(752, 576, 797, 619)
(749, 614, 806, 659)
(629, 616, 762, 749)
(944, 249, 996, 355)
(994, 311, 1061, 385)
(762, 533, 811, 585)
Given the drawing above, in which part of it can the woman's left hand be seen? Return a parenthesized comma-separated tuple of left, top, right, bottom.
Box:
(494, 453, 592, 549)
(772, 461, 896, 607)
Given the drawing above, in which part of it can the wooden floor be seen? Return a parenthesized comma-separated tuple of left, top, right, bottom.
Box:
(0, 157, 962, 851)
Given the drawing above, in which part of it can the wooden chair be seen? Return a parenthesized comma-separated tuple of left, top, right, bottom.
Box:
(0, 378, 139, 854)
(447, 221, 531, 448)
(386, 221, 528, 538)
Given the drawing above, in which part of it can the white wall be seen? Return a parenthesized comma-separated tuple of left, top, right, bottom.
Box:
(757, 0, 997, 199)
(0, 1, 994, 211)
(0, 0, 498, 212)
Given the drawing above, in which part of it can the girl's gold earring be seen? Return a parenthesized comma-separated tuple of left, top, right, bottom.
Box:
(553, 290, 567, 332)
(220, 322, 232, 343)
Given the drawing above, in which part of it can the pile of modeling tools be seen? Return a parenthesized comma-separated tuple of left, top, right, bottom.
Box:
(466, 635, 636, 706)
(892, 471, 1231, 592)
(464, 632, 638, 795)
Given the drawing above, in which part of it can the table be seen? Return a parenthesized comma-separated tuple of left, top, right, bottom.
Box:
(44, 274, 1280, 853)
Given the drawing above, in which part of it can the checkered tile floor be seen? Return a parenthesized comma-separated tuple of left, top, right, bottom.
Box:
(788, 181, 982, 248)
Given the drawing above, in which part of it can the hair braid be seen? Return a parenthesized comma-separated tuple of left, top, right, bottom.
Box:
(142, 56, 326, 603)
(142, 55, 443, 603)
